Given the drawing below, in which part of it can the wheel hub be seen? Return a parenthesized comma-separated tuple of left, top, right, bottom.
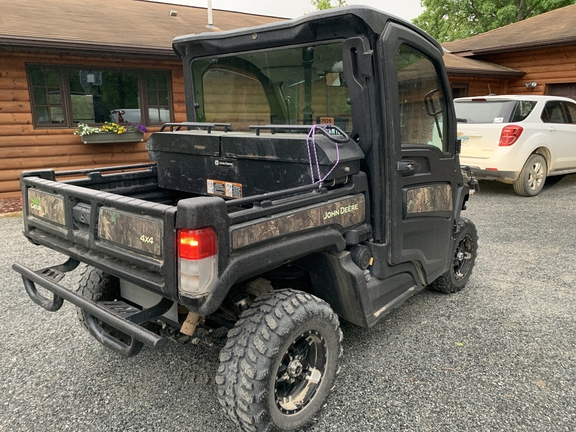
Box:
(453, 234, 474, 281)
(528, 161, 545, 190)
(275, 330, 327, 414)
(287, 359, 303, 378)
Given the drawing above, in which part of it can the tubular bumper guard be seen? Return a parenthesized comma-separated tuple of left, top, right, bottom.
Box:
(12, 259, 166, 353)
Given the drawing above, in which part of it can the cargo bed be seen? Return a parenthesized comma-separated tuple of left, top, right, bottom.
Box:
(18, 162, 369, 315)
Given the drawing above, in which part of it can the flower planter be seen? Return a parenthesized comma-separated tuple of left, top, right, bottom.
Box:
(81, 132, 144, 144)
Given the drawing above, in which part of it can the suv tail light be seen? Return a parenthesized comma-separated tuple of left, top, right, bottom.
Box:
(178, 228, 217, 296)
(499, 125, 523, 146)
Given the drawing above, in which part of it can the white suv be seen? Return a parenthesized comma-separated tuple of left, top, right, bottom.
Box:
(455, 95, 576, 196)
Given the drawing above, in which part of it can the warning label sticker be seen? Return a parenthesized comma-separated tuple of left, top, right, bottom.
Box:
(207, 179, 243, 198)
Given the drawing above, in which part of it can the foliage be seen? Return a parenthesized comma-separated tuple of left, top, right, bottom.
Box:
(73, 123, 101, 136)
(311, 0, 347, 10)
(100, 122, 127, 134)
(127, 122, 148, 133)
(74, 122, 147, 136)
(413, 0, 575, 42)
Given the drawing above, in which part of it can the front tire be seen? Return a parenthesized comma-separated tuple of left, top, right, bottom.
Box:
(513, 154, 547, 196)
(430, 217, 478, 294)
(216, 289, 343, 432)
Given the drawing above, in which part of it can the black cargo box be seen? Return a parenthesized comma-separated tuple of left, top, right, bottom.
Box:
(146, 129, 364, 198)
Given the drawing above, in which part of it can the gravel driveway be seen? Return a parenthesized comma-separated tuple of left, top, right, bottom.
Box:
(1, 177, 575, 431)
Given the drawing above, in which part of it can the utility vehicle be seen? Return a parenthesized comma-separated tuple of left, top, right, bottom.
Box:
(13, 7, 478, 431)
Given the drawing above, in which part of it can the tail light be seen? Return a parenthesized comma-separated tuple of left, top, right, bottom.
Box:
(178, 228, 218, 297)
(499, 125, 523, 146)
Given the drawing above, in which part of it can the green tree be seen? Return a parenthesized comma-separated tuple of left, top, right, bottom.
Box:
(311, 0, 347, 10)
(414, 0, 575, 42)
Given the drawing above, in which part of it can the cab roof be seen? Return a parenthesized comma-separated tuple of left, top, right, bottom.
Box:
(172, 6, 442, 60)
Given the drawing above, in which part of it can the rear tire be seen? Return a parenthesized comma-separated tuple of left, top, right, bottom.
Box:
(216, 289, 342, 432)
(513, 154, 547, 196)
(430, 217, 477, 294)
(77, 266, 143, 356)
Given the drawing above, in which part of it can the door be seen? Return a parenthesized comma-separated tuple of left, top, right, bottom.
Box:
(379, 23, 461, 282)
(541, 100, 576, 171)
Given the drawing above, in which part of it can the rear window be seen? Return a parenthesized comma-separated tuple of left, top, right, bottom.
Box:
(454, 100, 536, 124)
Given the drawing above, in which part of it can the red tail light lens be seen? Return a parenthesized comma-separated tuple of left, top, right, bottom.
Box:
(499, 125, 523, 146)
(178, 228, 217, 260)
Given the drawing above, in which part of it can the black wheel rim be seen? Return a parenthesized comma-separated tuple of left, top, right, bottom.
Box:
(275, 330, 327, 415)
(453, 233, 474, 281)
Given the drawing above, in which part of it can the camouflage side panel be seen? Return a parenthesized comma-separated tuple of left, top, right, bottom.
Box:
(28, 189, 65, 226)
(406, 184, 453, 215)
(232, 194, 365, 250)
(98, 207, 163, 257)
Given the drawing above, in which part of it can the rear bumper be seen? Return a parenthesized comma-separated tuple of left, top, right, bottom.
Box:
(467, 167, 518, 182)
(12, 260, 166, 353)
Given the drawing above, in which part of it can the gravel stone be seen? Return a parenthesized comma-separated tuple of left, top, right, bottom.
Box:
(1, 176, 575, 431)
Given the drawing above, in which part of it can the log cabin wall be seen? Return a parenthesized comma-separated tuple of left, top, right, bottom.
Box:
(480, 45, 576, 96)
(448, 76, 509, 98)
(0, 51, 185, 199)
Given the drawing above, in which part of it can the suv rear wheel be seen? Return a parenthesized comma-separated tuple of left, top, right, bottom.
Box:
(513, 154, 547, 196)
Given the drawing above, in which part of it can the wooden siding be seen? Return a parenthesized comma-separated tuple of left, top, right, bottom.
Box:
(449, 76, 509, 98)
(0, 52, 185, 199)
(481, 46, 576, 96)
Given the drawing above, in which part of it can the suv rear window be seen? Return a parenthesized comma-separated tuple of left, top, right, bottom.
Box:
(454, 100, 536, 124)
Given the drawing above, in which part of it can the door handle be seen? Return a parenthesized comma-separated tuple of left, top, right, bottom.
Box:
(397, 160, 417, 174)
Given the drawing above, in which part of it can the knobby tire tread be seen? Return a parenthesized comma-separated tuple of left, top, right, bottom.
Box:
(216, 289, 343, 432)
(429, 217, 478, 294)
(76, 265, 119, 330)
(76, 266, 143, 355)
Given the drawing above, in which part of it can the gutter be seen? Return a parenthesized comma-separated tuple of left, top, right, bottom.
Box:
(447, 36, 576, 57)
(0, 35, 178, 60)
(446, 67, 525, 78)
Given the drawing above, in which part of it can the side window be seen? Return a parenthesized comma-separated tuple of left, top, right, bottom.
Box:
(509, 100, 537, 122)
(541, 101, 568, 124)
(146, 72, 172, 123)
(28, 66, 64, 125)
(563, 102, 576, 124)
(68, 69, 139, 124)
(451, 83, 469, 99)
(27, 65, 173, 128)
(396, 44, 447, 151)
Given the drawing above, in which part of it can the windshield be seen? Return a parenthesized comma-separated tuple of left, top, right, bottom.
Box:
(191, 42, 351, 132)
(454, 99, 536, 124)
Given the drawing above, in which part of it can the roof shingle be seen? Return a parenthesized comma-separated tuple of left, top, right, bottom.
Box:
(0, 0, 283, 57)
(443, 4, 576, 56)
